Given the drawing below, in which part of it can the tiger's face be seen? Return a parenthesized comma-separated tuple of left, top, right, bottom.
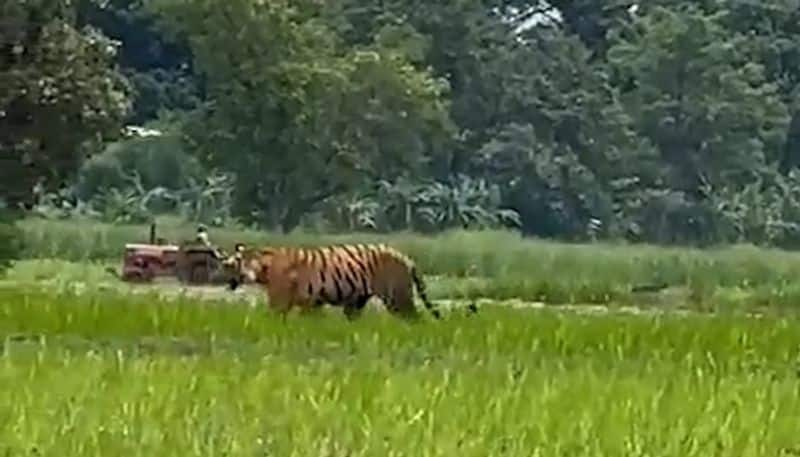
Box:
(222, 243, 272, 290)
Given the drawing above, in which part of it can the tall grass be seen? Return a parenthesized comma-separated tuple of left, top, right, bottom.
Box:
(16, 217, 800, 308)
(1, 287, 799, 455)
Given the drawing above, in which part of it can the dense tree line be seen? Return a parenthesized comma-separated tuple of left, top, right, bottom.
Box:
(5, 0, 800, 247)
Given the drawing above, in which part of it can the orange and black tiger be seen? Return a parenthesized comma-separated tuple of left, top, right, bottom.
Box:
(222, 242, 443, 320)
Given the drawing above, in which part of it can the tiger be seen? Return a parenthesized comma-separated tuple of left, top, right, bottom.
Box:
(222, 242, 443, 321)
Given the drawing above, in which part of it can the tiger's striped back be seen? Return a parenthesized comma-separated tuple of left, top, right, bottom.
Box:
(224, 242, 441, 320)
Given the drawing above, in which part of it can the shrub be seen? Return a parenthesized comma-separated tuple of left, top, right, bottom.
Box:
(0, 213, 24, 275)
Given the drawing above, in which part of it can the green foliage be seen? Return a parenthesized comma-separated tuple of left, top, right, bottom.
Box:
(30, 171, 235, 226)
(316, 175, 520, 232)
(25, 115, 235, 225)
(607, 5, 789, 191)
(704, 169, 800, 248)
(147, 0, 453, 232)
(0, 214, 24, 275)
(21, 0, 800, 245)
(76, 0, 200, 123)
(0, 0, 132, 208)
(75, 117, 202, 199)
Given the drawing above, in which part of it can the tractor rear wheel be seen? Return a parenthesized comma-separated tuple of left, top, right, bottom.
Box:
(190, 263, 210, 284)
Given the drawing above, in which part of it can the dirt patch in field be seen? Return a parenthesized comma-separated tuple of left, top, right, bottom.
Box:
(100, 278, 267, 307)
(111, 280, 710, 318)
(2, 273, 769, 320)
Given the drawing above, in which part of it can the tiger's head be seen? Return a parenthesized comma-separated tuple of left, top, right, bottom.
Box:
(221, 243, 275, 291)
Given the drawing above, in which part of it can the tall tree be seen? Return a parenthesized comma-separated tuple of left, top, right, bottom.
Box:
(323, 0, 520, 174)
(323, 1, 661, 237)
(0, 0, 132, 209)
(149, 0, 453, 232)
(473, 25, 657, 238)
(718, 1, 800, 172)
(514, 0, 637, 57)
(607, 4, 789, 195)
(76, 0, 200, 124)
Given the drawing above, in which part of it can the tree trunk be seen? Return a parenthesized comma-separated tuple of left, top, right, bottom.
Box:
(780, 111, 800, 173)
(279, 205, 306, 234)
(0, 162, 39, 211)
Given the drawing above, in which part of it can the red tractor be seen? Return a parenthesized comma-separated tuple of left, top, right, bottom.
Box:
(109, 223, 232, 285)
(119, 242, 180, 282)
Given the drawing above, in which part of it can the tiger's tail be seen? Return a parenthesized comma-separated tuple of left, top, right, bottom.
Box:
(410, 266, 442, 320)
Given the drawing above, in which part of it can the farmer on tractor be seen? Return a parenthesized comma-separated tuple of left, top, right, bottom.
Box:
(196, 224, 224, 259)
(196, 224, 211, 246)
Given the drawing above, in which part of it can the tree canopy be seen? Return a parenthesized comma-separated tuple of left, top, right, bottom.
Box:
(10, 0, 800, 246)
(1, 0, 131, 209)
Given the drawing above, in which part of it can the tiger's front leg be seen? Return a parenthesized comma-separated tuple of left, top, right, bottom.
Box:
(296, 298, 323, 317)
(268, 298, 293, 321)
(264, 286, 294, 321)
(266, 270, 306, 319)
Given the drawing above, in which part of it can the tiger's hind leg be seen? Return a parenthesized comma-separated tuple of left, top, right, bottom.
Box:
(381, 283, 420, 321)
(343, 295, 371, 321)
(294, 283, 320, 318)
(372, 264, 419, 321)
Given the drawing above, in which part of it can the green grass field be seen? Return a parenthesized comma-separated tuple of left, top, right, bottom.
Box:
(1, 286, 800, 456)
(5, 219, 800, 455)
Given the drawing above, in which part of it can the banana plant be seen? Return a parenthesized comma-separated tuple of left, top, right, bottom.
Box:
(415, 175, 521, 230)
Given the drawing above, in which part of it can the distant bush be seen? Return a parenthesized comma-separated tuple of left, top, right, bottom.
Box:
(0, 213, 24, 275)
(15, 216, 800, 309)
